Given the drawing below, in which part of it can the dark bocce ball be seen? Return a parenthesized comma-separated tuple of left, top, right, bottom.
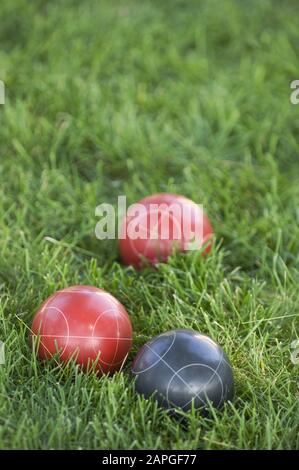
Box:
(132, 329, 234, 413)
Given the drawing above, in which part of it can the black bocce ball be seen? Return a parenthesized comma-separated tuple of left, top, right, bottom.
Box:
(132, 329, 234, 412)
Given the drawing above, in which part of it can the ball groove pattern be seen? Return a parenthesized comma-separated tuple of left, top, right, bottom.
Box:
(132, 329, 234, 412)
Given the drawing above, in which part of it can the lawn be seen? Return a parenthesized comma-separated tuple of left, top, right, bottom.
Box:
(0, 0, 299, 450)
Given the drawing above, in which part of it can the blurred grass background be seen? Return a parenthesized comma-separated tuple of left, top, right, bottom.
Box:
(0, 0, 298, 449)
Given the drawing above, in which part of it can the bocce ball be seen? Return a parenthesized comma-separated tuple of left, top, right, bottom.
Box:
(119, 193, 213, 268)
(132, 329, 234, 412)
(30, 285, 132, 374)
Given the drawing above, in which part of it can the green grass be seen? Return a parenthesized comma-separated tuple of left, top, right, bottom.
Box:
(0, 0, 299, 450)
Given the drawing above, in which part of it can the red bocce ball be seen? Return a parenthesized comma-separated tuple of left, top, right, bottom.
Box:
(30, 285, 133, 374)
(119, 193, 213, 268)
